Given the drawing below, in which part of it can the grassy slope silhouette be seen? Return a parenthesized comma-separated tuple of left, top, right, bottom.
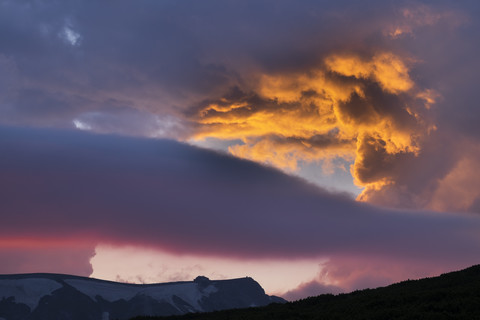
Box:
(133, 264, 480, 320)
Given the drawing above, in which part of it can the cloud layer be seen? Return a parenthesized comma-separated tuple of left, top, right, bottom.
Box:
(1, 127, 479, 275)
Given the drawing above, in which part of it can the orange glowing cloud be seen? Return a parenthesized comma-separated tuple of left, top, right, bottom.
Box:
(190, 52, 434, 199)
(325, 53, 414, 94)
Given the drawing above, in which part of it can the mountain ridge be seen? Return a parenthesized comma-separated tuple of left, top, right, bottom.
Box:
(0, 273, 285, 320)
(0, 273, 257, 287)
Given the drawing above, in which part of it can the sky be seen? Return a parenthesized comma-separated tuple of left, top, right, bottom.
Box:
(1, 0, 480, 300)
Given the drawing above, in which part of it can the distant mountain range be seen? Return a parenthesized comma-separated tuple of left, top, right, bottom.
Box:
(0, 273, 285, 320)
(135, 264, 480, 320)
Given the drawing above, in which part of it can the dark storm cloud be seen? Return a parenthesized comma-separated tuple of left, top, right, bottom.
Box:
(1, 126, 479, 267)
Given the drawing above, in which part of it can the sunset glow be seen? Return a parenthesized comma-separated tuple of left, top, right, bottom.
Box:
(1, 0, 480, 300)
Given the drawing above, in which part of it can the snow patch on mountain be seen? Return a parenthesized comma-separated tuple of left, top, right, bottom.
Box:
(0, 278, 61, 310)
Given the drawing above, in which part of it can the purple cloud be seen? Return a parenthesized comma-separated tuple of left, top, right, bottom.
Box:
(1, 127, 479, 270)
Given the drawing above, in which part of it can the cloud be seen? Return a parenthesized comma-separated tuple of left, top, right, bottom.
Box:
(428, 143, 480, 213)
(72, 109, 189, 139)
(177, 1, 480, 213)
(0, 0, 444, 131)
(0, 242, 94, 276)
(0, 0, 238, 128)
(325, 53, 414, 94)
(0, 0, 479, 217)
(189, 52, 434, 198)
(282, 280, 343, 301)
(315, 256, 455, 292)
(386, 3, 467, 38)
(281, 253, 473, 300)
(1, 127, 479, 271)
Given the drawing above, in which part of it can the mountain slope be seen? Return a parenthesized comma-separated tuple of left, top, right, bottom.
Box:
(0, 274, 284, 320)
(134, 265, 480, 320)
